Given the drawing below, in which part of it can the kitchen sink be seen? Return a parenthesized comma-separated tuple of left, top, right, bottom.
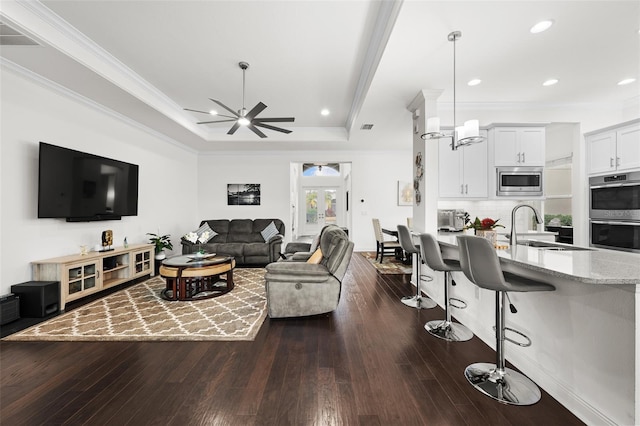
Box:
(516, 240, 594, 251)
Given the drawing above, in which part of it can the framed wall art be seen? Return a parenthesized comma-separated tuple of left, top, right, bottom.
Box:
(398, 181, 413, 206)
(227, 184, 261, 205)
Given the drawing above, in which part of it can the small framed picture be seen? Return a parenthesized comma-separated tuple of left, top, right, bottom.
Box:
(398, 181, 413, 206)
(227, 184, 261, 205)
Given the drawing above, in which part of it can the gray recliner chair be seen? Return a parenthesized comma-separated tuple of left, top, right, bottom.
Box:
(264, 225, 354, 318)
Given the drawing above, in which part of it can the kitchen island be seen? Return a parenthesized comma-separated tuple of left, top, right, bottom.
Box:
(423, 233, 640, 425)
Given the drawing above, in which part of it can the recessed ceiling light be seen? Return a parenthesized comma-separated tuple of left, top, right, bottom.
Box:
(530, 20, 553, 34)
(209, 109, 218, 115)
(618, 78, 636, 86)
(321, 108, 330, 116)
(467, 79, 482, 86)
(543, 79, 559, 86)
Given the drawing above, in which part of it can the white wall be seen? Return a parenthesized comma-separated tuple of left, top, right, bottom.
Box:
(0, 68, 199, 295)
(197, 150, 413, 251)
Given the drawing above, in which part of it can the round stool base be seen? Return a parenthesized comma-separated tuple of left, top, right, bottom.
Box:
(425, 320, 473, 342)
(401, 295, 436, 309)
(464, 362, 541, 406)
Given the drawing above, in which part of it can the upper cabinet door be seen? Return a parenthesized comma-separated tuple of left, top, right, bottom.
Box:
(586, 121, 640, 176)
(616, 125, 640, 172)
(587, 131, 616, 174)
(519, 128, 546, 166)
(493, 127, 545, 166)
(493, 128, 519, 166)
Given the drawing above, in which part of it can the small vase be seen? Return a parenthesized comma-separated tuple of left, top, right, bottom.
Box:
(476, 230, 497, 247)
(155, 251, 166, 260)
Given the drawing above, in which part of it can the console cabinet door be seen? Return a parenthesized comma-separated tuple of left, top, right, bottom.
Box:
(64, 260, 102, 302)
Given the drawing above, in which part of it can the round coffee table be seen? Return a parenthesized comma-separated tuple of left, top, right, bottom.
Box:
(159, 254, 235, 301)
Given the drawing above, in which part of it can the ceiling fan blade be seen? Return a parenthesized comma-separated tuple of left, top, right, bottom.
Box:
(247, 123, 267, 138)
(227, 121, 241, 135)
(210, 99, 239, 117)
(254, 117, 295, 123)
(197, 119, 238, 124)
(254, 122, 292, 134)
(245, 102, 267, 120)
(184, 108, 211, 115)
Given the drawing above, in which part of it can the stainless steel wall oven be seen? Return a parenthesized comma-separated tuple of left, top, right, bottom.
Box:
(589, 171, 640, 252)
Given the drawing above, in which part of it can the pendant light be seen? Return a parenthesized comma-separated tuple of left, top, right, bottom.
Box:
(421, 31, 485, 150)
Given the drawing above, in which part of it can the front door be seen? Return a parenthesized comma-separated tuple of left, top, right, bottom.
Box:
(301, 187, 339, 236)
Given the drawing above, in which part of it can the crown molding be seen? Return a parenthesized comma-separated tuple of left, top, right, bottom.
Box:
(1, 0, 208, 140)
(1, 57, 198, 155)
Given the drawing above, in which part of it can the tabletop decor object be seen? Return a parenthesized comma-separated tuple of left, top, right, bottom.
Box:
(464, 217, 504, 246)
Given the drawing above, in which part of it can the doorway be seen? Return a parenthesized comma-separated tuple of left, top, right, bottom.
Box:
(301, 187, 339, 236)
(290, 162, 351, 239)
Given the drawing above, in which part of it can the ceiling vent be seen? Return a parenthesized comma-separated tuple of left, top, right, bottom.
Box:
(360, 124, 374, 130)
(0, 21, 39, 46)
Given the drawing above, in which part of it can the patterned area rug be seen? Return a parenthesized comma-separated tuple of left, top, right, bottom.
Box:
(360, 252, 412, 275)
(4, 268, 267, 342)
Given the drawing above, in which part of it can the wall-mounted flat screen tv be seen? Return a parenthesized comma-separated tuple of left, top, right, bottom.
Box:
(38, 142, 139, 222)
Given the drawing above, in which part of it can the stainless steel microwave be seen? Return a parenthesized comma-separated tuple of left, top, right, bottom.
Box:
(496, 167, 543, 196)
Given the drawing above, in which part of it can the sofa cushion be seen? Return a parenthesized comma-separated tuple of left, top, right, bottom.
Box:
(260, 221, 280, 242)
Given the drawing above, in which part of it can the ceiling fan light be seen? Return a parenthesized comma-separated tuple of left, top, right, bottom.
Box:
(467, 79, 482, 86)
(321, 108, 330, 116)
(209, 109, 218, 115)
(238, 117, 250, 126)
(543, 79, 559, 86)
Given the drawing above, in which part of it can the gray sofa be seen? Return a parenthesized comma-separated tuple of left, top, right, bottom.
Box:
(264, 225, 354, 318)
(181, 219, 285, 266)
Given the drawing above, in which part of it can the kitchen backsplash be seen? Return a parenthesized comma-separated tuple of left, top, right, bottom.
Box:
(437, 200, 544, 233)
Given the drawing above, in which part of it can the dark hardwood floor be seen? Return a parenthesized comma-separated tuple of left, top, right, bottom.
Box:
(1, 253, 584, 425)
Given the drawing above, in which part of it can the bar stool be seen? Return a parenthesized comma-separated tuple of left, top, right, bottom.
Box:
(396, 225, 435, 309)
(419, 233, 473, 342)
(457, 235, 555, 405)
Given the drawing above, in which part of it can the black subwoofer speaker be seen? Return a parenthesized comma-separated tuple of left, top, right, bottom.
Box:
(10, 281, 60, 318)
(0, 294, 20, 325)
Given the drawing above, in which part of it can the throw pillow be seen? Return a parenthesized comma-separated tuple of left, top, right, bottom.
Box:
(184, 223, 217, 244)
(307, 248, 323, 264)
(260, 221, 279, 242)
(197, 222, 217, 243)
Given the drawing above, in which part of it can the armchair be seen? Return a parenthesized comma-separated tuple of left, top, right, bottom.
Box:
(264, 225, 354, 318)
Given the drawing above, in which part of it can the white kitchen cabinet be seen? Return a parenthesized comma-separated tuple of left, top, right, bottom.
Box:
(439, 132, 488, 198)
(586, 120, 640, 175)
(492, 127, 545, 167)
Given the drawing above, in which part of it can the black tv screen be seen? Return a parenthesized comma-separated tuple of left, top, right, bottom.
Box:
(38, 142, 139, 222)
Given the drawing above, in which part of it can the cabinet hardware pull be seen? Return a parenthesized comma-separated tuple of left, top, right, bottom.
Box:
(522, 152, 525, 163)
(616, 157, 620, 167)
(465, 184, 468, 194)
(460, 184, 464, 194)
(610, 157, 614, 167)
(517, 152, 521, 163)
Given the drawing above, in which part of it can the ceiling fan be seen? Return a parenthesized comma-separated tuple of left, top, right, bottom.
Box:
(184, 61, 295, 138)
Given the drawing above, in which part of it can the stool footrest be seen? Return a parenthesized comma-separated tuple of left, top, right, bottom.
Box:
(493, 325, 532, 347)
(449, 297, 467, 310)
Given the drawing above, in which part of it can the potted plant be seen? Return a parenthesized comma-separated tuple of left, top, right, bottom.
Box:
(147, 232, 173, 260)
(464, 217, 504, 246)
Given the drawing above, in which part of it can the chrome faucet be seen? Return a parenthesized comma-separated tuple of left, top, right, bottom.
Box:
(509, 204, 543, 247)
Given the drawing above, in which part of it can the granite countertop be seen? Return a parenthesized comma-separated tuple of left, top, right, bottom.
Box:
(436, 232, 640, 286)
